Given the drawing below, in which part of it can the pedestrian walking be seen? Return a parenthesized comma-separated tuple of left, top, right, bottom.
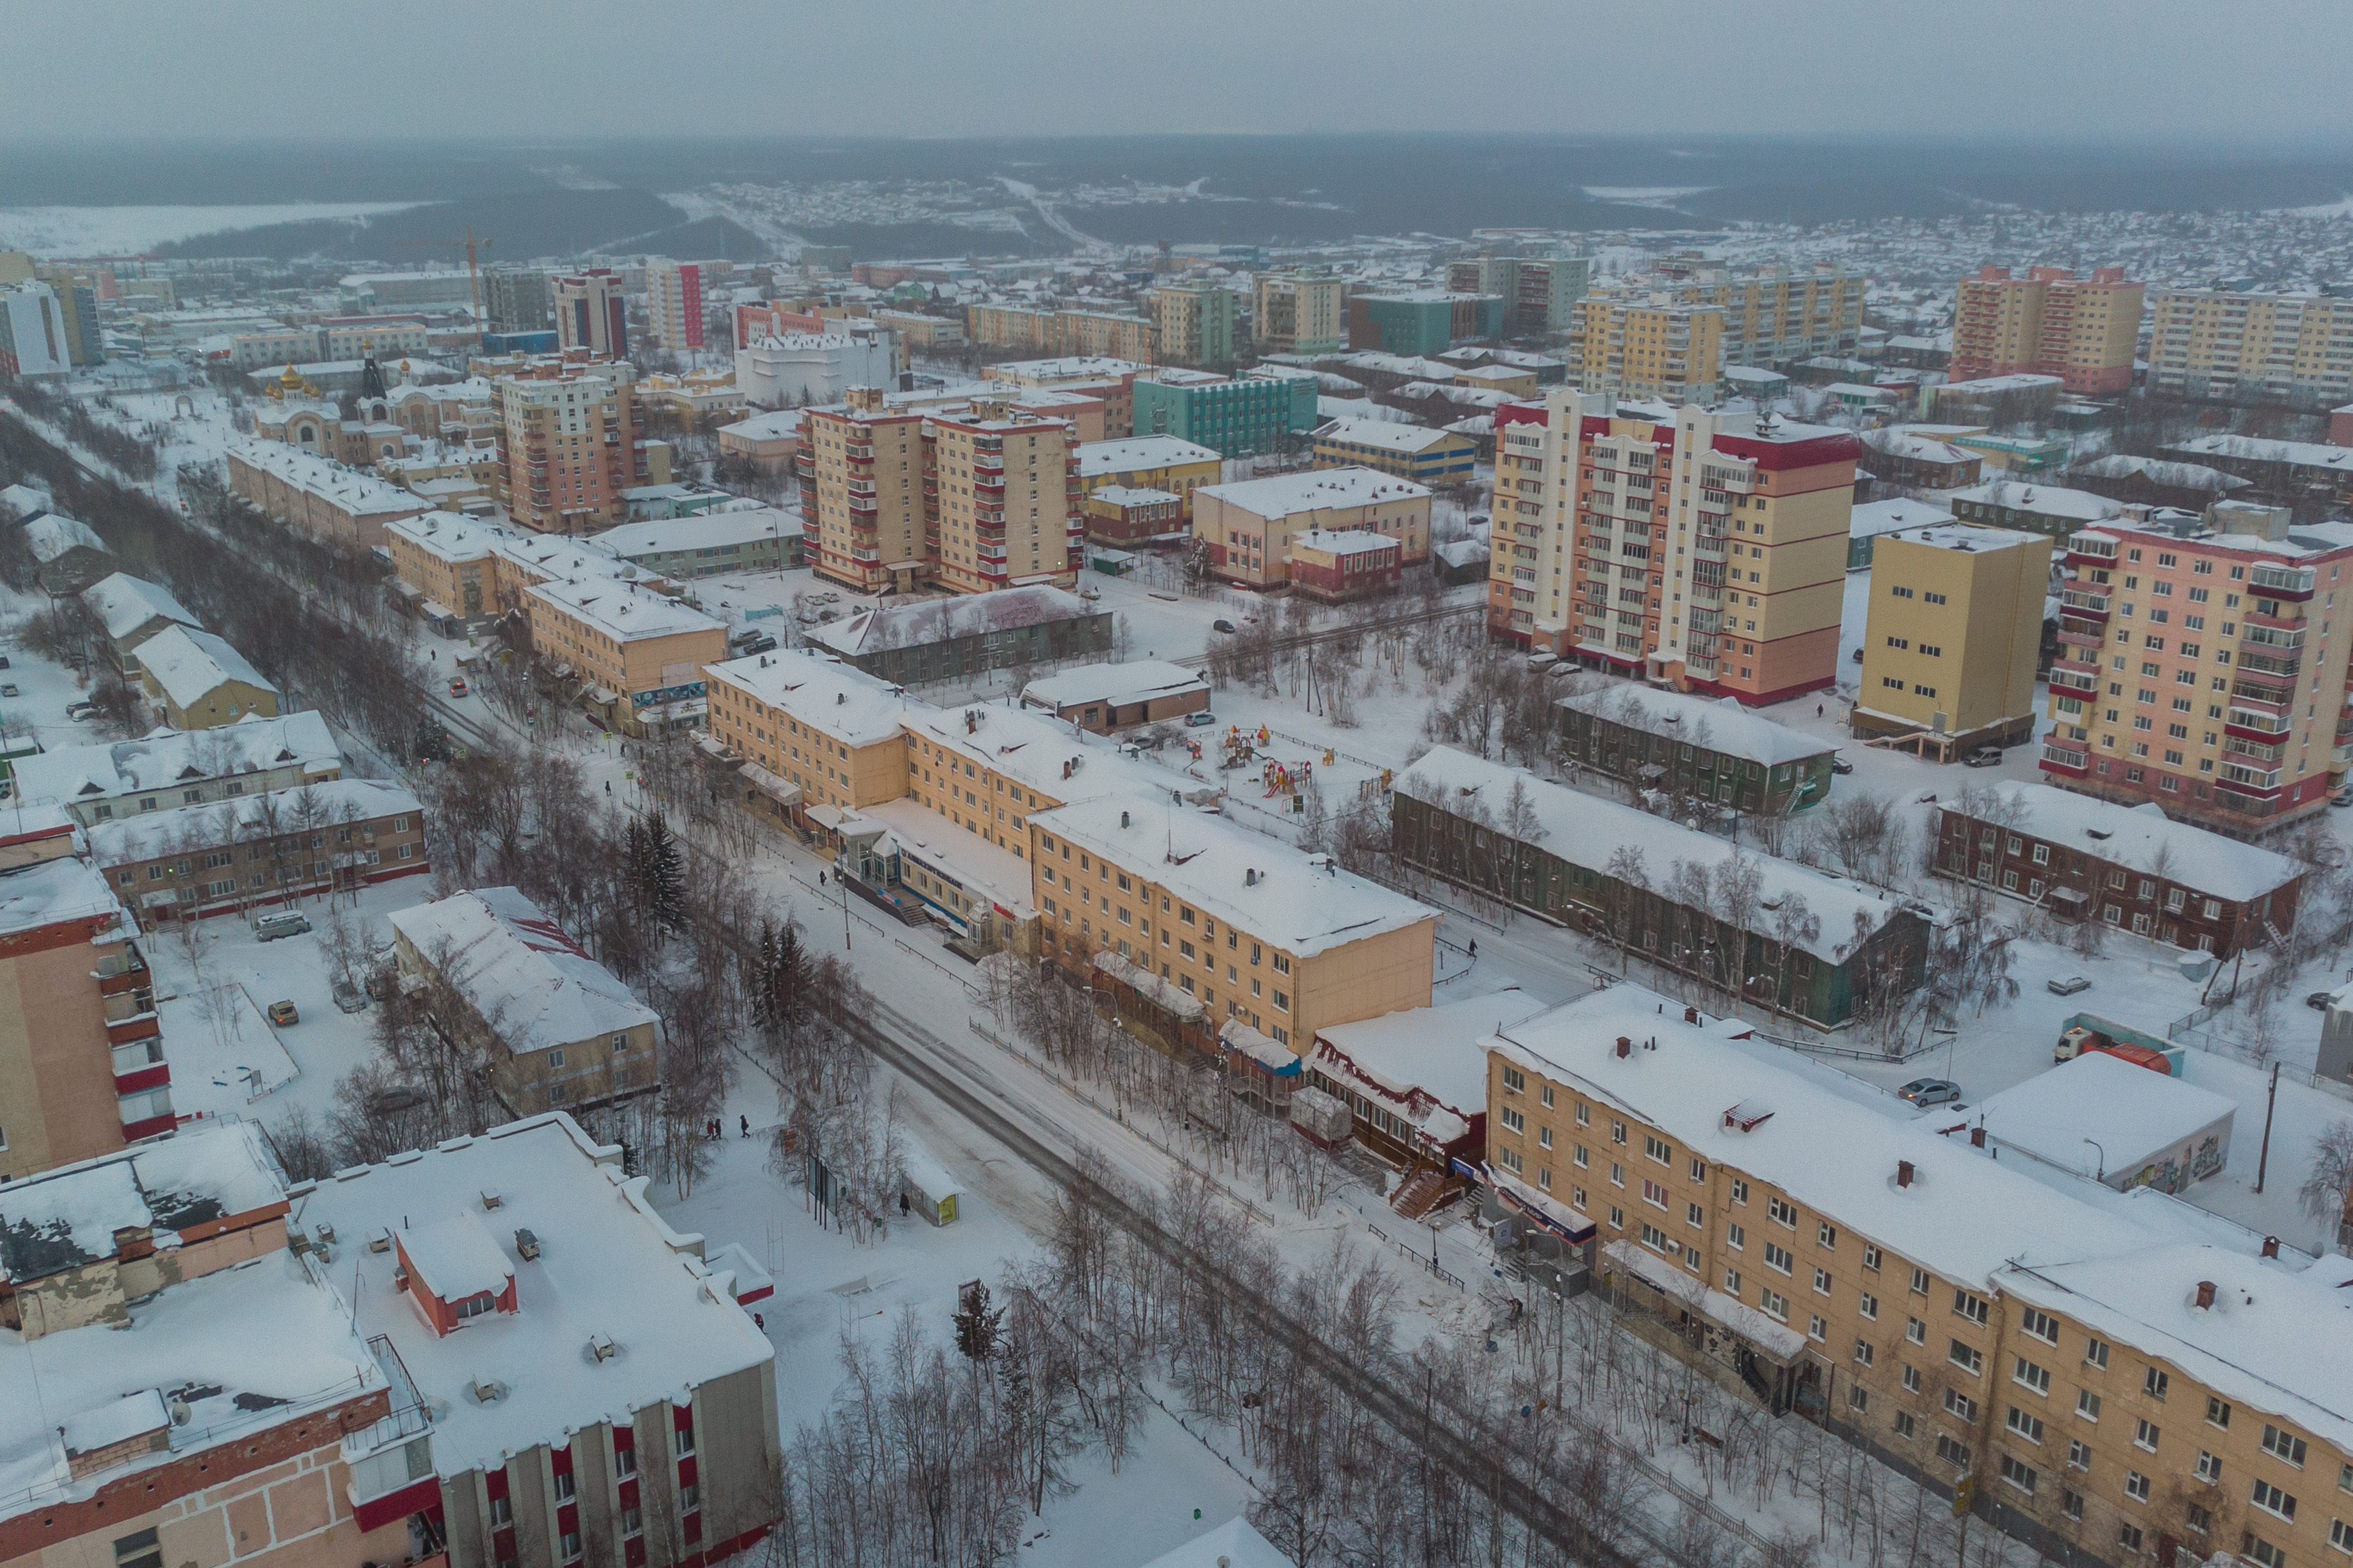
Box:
(1817, 702, 1823, 717)
(739, 1114, 750, 1138)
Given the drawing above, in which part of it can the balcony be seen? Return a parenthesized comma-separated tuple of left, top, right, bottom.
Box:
(848, 495, 877, 516)
(844, 442, 873, 461)
(2219, 760, 2284, 794)
(971, 455, 1003, 476)
(2227, 704, 2293, 741)
(2055, 625, 2107, 653)
(2058, 588, 2111, 619)
(2249, 562, 2317, 601)
(2048, 663, 2099, 695)
(2065, 533, 2119, 566)
(846, 480, 876, 497)
(2039, 742, 2091, 776)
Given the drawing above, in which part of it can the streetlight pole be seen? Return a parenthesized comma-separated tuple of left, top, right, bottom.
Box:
(2083, 1138, 2105, 1183)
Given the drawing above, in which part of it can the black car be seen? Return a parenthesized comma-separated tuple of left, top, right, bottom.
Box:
(1213, 619, 1237, 633)
(1830, 757, 1854, 776)
(2311, 990, 2340, 1011)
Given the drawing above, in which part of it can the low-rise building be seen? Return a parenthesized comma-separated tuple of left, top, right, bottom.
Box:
(1310, 418, 1479, 486)
(389, 888, 661, 1116)
(735, 326, 897, 409)
(702, 649, 917, 826)
(1393, 747, 1926, 1026)
(715, 407, 802, 475)
(1920, 372, 2065, 429)
(522, 577, 729, 736)
(1020, 660, 1209, 732)
(20, 509, 114, 594)
(1859, 429, 1985, 491)
(1076, 434, 1223, 516)
(87, 778, 428, 923)
(226, 438, 431, 552)
(2162, 433, 2353, 512)
(1557, 685, 1837, 813)
(1308, 988, 1544, 1184)
(80, 572, 200, 678)
(1934, 780, 2304, 953)
(592, 508, 804, 577)
(134, 625, 279, 731)
(11, 712, 343, 827)
(1287, 527, 1401, 601)
(2066, 453, 2252, 513)
(1966, 1052, 2235, 1193)
(1947, 478, 2123, 541)
(1192, 467, 1431, 590)
(1854, 523, 2052, 757)
(1081, 484, 1184, 545)
(806, 583, 1112, 686)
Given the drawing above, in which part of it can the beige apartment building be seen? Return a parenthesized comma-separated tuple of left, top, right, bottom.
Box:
(1563, 292, 1728, 404)
(489, 359, 667, 535)
(800, 392, 933, 595)
(1953, 265, 2144, 397)
(703, 649, 916, 821)
(1488, 389, 1857, 706)
(1252, 271, 1346, 355)
(1855, 523, 2053, 756)
(964, 304, 1154, 362)
(520, 577, 728, 736)
(1192, 467, 1431, 590)
(1028, 790, 1436, 1056)
(1150, 282, 1237, 368)
(985, 355, 1145, 437)
(2043, 505, 2353, 833)
(2147, 289, 2353, 410)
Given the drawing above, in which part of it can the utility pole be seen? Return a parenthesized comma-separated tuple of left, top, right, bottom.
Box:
(2257, 1060, 2281, 1193)
(840, 865, 853, 953)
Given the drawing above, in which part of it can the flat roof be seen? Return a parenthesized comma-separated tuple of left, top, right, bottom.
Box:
(1076, 435, 1222, 477)
(524, 577, 724, 643)
(1196, 466, 1430, 519)
(1294, 527, 1397, 556)
(1313, 417, 1468, 455)
(703, 649, 912, 747)
(1875, 521, 2044, 554)
(1021, 659, 1207, 710)
(808, 584, 1100, 657)
(1968, 1053, 2236, 1180)
(591, 508, 802, 558)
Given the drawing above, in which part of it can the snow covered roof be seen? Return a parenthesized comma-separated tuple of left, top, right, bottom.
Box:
(0, 1123, 282, 1285)
(1555, 686, 1835, 768)
(717, 408, 804, 442)
(1949, 480, 2121, 523)
(704, 648, 914, 747)
(1941, 782, 2304, 903)
(1873, 521, 2044, 556)
(136, 624, 276, 708)
(1075, 435, 1222, 478)
(1034, 792, 1436, 961)
(524, 576, 725, 645)
(1086, 484, 1181, 507)
(904, 699, 1163, 805)
(1293, 528, 1397, 557)
(1021, 659, 1207, 712)
(590, 508, 802, 558)
(388, 888, 657, 1056)
(0, 852, 130, 941)
(227, 440, 427, 518)
(0, 482, 50, 520)
(1491, 985, 2156, 1290)
(1848, 499, 1956, 541)
(2168, 432, 2353, 472)
(1196, 467, 1430, 520)
(85, 778, 419, 869)
(12, 712, 340, 808)
(292, 1114, 772, 1481)
(81, 573, 199, 644)
(1314, 987, 1544, 1131)
(1313, 417, 1467, 455)
(1966, 1053, 2236, 1183)
(809, 584, 1100, 657)
(1433, 539, 1490, 568)
(2072, 453, 2250, 493)
(1861, 429, 1975, 465)
(1939, 373, 2063, 394)
(1134, 1518, 1296, 1568)
(986, 355, 1146, 381)
(1395, 748, 1895, 963)
(22, 511, 107, 564)
(398, 1212, 514, 1302)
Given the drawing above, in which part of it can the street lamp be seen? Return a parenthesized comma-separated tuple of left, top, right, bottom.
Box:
(2083, 1138, 2105, 1182)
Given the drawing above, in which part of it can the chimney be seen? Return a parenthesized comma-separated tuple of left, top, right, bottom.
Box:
(1062, 759, 1072, 780)
(2262, 1235, 2281, 1259)
(1969, 1126, 1986, 1147)
(1897, 1160, 1915, 1189)
(1684, 1005, 1699, 1024)
(1119, 810, 1130, 829)
(2195, 1280, 2217, 1310)
(1615, 1036, 1631, 1059)
(965, 710, 977, 733)
(1245, 868, 1258, 887)
(836, 691, 846, 704)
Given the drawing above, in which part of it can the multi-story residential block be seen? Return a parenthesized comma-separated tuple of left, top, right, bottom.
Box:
(985, 356, 1147, 437)
(522, 577, 728, 736)
(1949, 478, 2125, 541)
(2042, 507, 2353, 834)
(1131, 370, 1321, 458)
(1192, 467, 1431, 590)
(390, 888, 661, 1116)
(872, 307, 964, 353)
(1346, 291, 1506, 356)
(1447, 252, 1591, 336)
(293, 1112, 783, 1568)
(1394, 748, 1924, 1026)
(1951, 266, 2144, 396)
(1856, 523, 2053, 756)
(645, 258, 726, 351)
(87, 777, 428, 921)
(1310, 417, 1479, 486)
(551, 267, 627, 358)
(1251, 271, 1346, 355)
(1490, 389, 1859, 705)
(0, 280, 70, 378)
(1150, 282, 1237, 369)
(1935, 780, 2303, 954)
(490, 359, 665, 535)
(482, 264, 552, 334)
(2147, 288, 2353, 409)
(135, 624, 280, 731)
(798, 392, 930, 594)
(963, 305, 1154, 362)
(1556, 683, 1837, 813)
(1028, 790, 1437, 1056)
(703, 649, 918, 824)
(805, 582, 1111, 685)
(226, 438, 431, 551)
(1563, 291, 1726, 404)
(10, 712, 342, 828)
(0, 824, 170, 1179)
(81, 571, 200, 678)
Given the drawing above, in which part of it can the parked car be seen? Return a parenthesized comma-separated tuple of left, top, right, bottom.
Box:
(254, 911, 312, 941)
(1186, 710, 1217, 727)
(65, 699, 96, 720)
(1962, 747, 2003, 768)
(2310, 989, 2339, 1011)
(2334, 790, 2353, 809)
(265, 1000, 300, 1027)
(332, 978, 368, 1014)
(1213, 619, 1237, 634)
(0, 685, 17, 699)
(447, 678, 469, 698)
(2047, 975, 2092, 997)
(1850, 647, 1863, 662)
(1830, 757, 1854, 776)
(1897, 1078, 1963, 1109)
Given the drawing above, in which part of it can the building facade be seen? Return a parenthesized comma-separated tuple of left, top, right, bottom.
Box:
(1951, 266, 2144, 397)
(1251, 272, 1346, 355)
(1855, 524, 2053, 755)
(1131, 372, 1320, 459)
(490, 360, 665, 535)
(2147, 289, 2353, 410)
(88, 778, 428, 923)
(521, 577, 729, 737)
(552, 269, 627, 359)
(482, 265, 552, 334)
(1563, 292, 1726, 404)
(1557, 684, 1837, 813)
(1150, 282, 1237, 369)
(1191, 467, 1432, 590)
(1346, 292, 1506, 356)
(1310, 418, 1479, 486)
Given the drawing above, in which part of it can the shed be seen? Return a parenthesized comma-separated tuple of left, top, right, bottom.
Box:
(1961, 1052, 2234, 1194)
(897, 1138, 963, 1227)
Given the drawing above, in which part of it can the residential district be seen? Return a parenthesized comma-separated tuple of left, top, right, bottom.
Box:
(9, 157, 2353, 1568)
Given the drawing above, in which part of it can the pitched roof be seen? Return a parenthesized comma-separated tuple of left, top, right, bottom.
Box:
(1941, 782, 2306, 903)
(809, 584, 1100, 657)
(388, 887, 657, 1055)
(1555, 685, 1835, 767)
(81, 573, 200, 644)
(136, 625, 277, 709)
(11, 712, 340, 807)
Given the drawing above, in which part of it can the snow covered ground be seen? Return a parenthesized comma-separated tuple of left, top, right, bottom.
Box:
(0, 203, 421, 258)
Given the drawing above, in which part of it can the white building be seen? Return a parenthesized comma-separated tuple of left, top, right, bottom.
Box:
(734, 325, 897, 409)
(0, 281, 70, 378)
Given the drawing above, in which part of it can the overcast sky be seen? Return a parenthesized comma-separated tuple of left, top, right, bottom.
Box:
(7, 0, 2353, 147)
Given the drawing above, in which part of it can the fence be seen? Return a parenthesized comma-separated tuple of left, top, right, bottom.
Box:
(1365, 1221, 1468, 1290)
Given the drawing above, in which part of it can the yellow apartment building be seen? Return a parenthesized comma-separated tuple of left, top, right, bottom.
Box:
(1856, 523, 2052, 755)
(1563, 292, 1728, 404)
(521, 577, 728, 736)
(1076, 434, 1224, 516)
(929, 405, 1083, 594)
(386, 510, 500, 620)
(2147, 290, 2353, 410)
(701, 649, 916, 819)
(1953, 266, 2143, 397)
(1028, 790, 1435, 1056)
(1192, 467, 1431, 590)
(800, 390, 931, 595)
(1252, 272, 1346, 356)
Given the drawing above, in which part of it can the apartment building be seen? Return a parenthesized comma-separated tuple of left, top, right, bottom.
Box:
(2042, 507, 2353, 834)
(1131, 370, 1321, 459)
(136, 624, 280, 731)
(1855, 523, 2053, 755)
(0, 828, 170, 1180)
(799, 394, 935, 595)
(482, 264, 552, 334)
(1346, 292, 1506, 356)
(1488, 389, 1859, 706)
(806, 583, 1112, 686)
(489, 359, 667, 535)
(1150, 282, 1237, 369)
(1951, 266, 2145, 397)
(2147, 289, 2353, 410)
(1555, 683, 1837, 813)
(594, 508, 804, 577)
(87, 778, 429, 923)
(1191, 467, 1432, 590)
(390, 888, 661, 1116)
(1311, 417, 1479, 485)
(963, 304, 1155, 362)
(645, 259, 718, 351)
(1562, 292, 1726, 403)
(985, 355, 1147, 436)
(703, 649, 917, 824)
(1446, 252, 1591, 336)
(1028, 790, 1437, 1056)
(226, 438, 431, 551)
(1252, 271, 1346, 355)
(551, 267, 627, 358)
(1934, 780, 2304, 955)
(2163, 433, 2353, 514)
(522, 577, 728, 736)
(11, 712, 343, 828)
(81, 571, 199, 678)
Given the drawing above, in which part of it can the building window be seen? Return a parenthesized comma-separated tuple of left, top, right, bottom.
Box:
(2126, 1470, 2151, 1502)
(2264, 1426, 2310, 1468)
(2001, 1454, 2038, 1496)
(111, 1531, 163, 1568)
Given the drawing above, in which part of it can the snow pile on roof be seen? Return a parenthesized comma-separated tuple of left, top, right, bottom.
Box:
(86, 778, 418, 868)
(524, 576, 724, 643)
(1433, 538, 1490, 569)
(1075, 435, 1222, 478)
(22, 511, 107, 564)
(1313, 988, 1544, 1145)
(1040, 793, 1435, 961)
(1197, 467, 1430, 520)
(0, 854, 128, 942)
(1397, 747, 1897, 963)
(810, 584, 1100, 657)
(705, 647, 914, 745)
(1942, 782, 2304, 902)
(81, 573, 199, 644)
(0, 1123, 283, 1285)
(1095, 949, 1207, 1022)
(1967, 1053, 2236, 1183)
(292, 1113, 772, 1480)
(12, 712, 340, 808)
(227, 439, 427, 518)
(136, 625, 275, 708)
(718, 408, 804, 442)
(1557, 685, 1834, 767)
(1848, 498, 1956, 541)
(1021, 659, 1206, 712)
(389, 888, 656, 1056)
(398, 1212, 514, 1301)
(1876, 521, 2044, 556)
(1861, 429, 1977, 466)
(1313, 417, 1462, 455)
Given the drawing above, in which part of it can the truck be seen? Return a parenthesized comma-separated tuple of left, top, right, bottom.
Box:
(2053, 1013, 2183, 1075)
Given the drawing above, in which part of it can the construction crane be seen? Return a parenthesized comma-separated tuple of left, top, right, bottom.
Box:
(395, 226, 494, 335)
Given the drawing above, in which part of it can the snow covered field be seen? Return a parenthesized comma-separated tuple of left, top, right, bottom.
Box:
(0, 203, 420, 258)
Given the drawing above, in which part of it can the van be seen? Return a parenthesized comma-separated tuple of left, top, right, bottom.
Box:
(255, 911, 313, 942)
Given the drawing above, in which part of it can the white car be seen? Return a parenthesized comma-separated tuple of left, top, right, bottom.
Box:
(2047, 975, 2092, 997)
